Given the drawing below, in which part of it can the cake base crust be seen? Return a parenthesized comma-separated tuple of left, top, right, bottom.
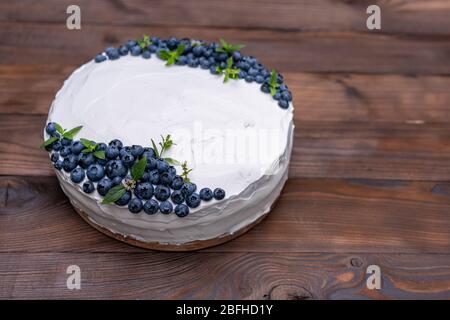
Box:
(73, 205, 273, 251)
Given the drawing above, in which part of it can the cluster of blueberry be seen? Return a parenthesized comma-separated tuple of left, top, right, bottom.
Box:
(94, 36, 292, 109)
(44, 122, 225, 218)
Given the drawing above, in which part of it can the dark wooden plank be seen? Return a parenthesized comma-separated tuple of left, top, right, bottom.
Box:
(1, 0, 450, 36)
(0, 252, 449, 299)
(1, 22, 450, 74)
(2, 176, 450, 253)
(3, 66, 450, 123)
(2, 114, 450, 180)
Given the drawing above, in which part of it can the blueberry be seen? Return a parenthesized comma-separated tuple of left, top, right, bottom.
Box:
(139, 172, 150, 182)
(142, 51, 151, 59)
(50, 152, 59, 163)
(71, 141, 84, 155)
(54, 160, 63, 171)
(148, 170, 160, 184)
(186, 193, 201, 208)
(187, 58, 199, 68)
(238, 70, 247, 79)
(192, 45, 204, 56)
(105, 160, 127, 178)
(168, 166, 177, 176)
(121, 154, 135, 167)
(260, 84, 270, 94)
(159, 201, 173, 214)
(210, 66, 219, 75)
(167, 37, 179, 50)
(200, 59, 210, 69)
(131, 145, 144, 158)
(176, 55, 187, 66)
(281, 90, 292, 102)
(273, 91, 281, 100)
(62, 155, 78, 172)
(82, 181, 95, 194)
(118, 45, 129, 56)
(61, 138, 71, 146)
(119, 146, 132, 158)
(255, 75, 264, 84)
(170, 175, 184, 190)
(278, 99, 289, 109)
(150, 36, 160, 44)
(156, 159, 169, 173)
(154, 185, 170, 201)
(109, 139, 123, 149)
(51, 140, 62, 151)
(106, 48, 120, 60)
(128, 198, 143, 214)
(174, 204, 189, 217)
(245, 75, 254, 83)
(112, 176, 123, 186)
(45, 122, 57, 135)
(232, 51, 242, 61)
(199, 188, 213, 201)
(204, 49, 212, 58)
(248, 68, 259, 76)
(148, 45, 158, 53)
(126, 40, 137, 48)
(279, 84, 288, 91)
(181, 182, 197, 196)
(213, 188, 226, 200)
(159, 172, 173, 186)
(130, 45, 142, 56)
(134, 182, 154, 200)
(143, 148, 156, 159)
(217, 52, 228, 61)
(95, 54, 107, 63)
(96, 143, 107, 151)
(170, 190, 185, 205)
(143, 199, 159, 215)
(78, 153, 95, 169)
(106, 146, 120, 159)
(97, 178, 113, 196)
(86, 164, 105, 182)
(115, 190, 131, 206)
(70, 167, 85, 183)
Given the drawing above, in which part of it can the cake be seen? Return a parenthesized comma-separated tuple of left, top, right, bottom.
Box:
(42, 36, 294, 250)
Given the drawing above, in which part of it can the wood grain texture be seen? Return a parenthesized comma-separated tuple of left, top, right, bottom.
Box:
(2, 114, 450, 180)
(0, 252, 449, 299)
(2, 65, 450, 123)
(1, 0, 450, 35)
(2, 176, 450, 254)
(1, 22, 450, 74)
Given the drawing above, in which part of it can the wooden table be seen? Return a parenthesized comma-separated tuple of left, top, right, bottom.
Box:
(1, 0, 450, 299)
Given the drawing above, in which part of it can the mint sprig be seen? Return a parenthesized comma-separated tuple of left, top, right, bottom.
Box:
(40, 122, 82, 149)
(180, 161, 193, 183)
(158, 44, 185, 66)
(101, 185, 127, 205)
(150, 135, 182, 166)
(216, 57, 240, 83)
(268, 70, 280, 96)
(216, 38, 245, 54)
(137, 34, 152, 49)
(80, 138, 105, 160)
(102, 156, 147, 204)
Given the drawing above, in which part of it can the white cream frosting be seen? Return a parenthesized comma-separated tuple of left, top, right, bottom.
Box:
(46, 55, 294, 245)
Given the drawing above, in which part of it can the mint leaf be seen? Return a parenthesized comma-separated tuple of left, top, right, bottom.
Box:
(217, 57, 240, 83)
(180, 161, 193, 182)
(93, 150, 105, 160)
(269, 70, 280, 97)
(131, 155, 147, 181)
(158, 44, 185, 66)
(164, 157, 180, 166)
(137, 34, 151, 49)
(80, 138, 92, 148)
(151, 139, 160, 158)
(216, 38, 245, 54)
(54, 123, 64, 134)
(62, 125, 83, 140)
(40, 136, 58, 149)
(101, 185, 126, 204)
